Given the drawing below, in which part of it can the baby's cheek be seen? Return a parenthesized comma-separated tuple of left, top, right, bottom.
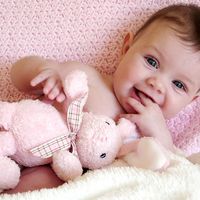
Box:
(162, 102, 182, 119)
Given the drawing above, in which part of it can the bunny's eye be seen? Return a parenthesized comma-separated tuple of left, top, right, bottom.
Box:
(105, 121, 110, 125)
(100, 153, 106, 158)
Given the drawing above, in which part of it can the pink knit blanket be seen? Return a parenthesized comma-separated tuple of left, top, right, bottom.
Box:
(0, 0, 200, 156)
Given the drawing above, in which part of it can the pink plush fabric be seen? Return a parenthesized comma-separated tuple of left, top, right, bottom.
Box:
(0, 0, 200, 156)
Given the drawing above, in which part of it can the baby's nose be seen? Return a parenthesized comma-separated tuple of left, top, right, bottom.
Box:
(146, 77, 165, 94)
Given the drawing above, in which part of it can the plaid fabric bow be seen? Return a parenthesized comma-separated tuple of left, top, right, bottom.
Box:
(30, 94, 87, 159)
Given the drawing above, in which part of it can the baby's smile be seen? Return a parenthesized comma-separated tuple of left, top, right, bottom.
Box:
(130, 87, 155, 104)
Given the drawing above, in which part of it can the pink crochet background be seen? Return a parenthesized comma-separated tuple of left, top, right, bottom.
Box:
(0, 0, 200, 156)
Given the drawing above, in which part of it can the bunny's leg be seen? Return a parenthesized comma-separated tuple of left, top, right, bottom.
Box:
(52, 150, 83, 181)
(0, 156, 20, 191)
(0, 131, 20, 191)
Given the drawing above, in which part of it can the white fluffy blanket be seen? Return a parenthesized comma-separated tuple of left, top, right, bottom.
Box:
(1, 154, 200, 199)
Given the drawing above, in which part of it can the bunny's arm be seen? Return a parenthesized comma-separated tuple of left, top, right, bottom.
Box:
(52, 150, 83, 181)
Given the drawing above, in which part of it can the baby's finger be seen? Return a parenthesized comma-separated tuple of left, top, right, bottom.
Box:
(56, 92, 66, 102)
(43, 77, 57, 95)
(127, 97, 145, 113)
(30, 69, 53, 87)
(138, 92, 153, 106)
(47, 83, 61, 100)
(119, 114, 139, 124)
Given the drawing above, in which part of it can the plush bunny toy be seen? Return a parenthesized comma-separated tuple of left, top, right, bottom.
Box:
(0, 70, 141, 192)
(0, 70, 169, 192)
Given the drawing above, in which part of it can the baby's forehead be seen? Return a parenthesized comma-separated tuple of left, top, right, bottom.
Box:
(140, 19, 200, 53)
(139, 20, 181, 38)
(135, 21, 197, 53)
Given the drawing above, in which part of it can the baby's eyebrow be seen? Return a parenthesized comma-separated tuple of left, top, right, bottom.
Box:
(177, 74, 197, 91)
(181, 75, 200, 94)
(181, 75, 195, 85)
(145, 45, 165, 60)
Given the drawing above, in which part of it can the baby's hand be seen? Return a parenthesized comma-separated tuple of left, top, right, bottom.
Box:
(30, 68, 66, 102)
(120, 93, 173, 150)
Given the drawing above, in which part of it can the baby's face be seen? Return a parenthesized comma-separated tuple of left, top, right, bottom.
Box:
(113, 21, 200, 119)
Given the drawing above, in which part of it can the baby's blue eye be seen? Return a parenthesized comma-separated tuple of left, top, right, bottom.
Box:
(145, 56, 159, 69)
(172, 80, 186, 91)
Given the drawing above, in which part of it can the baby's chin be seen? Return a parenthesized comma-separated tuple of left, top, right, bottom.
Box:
(163, 112, 175, 120)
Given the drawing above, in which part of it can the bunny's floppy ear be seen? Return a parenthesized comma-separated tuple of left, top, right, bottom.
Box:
(63, 70, 89, 133)
(67, 94, 87, 133)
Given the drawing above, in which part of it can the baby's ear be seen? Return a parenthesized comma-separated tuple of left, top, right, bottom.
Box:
(121, 32, 134, 56)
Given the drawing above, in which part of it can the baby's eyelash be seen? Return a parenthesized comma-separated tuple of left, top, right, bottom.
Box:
(144, 56, 159, 69)
(172, 80, 187, 92)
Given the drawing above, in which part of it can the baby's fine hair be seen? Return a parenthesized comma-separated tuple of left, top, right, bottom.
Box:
(135, 4, 200, 51)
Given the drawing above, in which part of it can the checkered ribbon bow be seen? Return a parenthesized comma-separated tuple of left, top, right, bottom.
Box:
(30, 94, 87, 159)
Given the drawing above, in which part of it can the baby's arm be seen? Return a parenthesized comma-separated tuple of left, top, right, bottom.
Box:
(11, 56, 98, 102)
(4, 165, 64, 194)
(11, 56, 66, 102)
(187, 152, 200, 164)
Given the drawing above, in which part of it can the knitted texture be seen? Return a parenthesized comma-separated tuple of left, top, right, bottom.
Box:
(0, 0, 200, 156)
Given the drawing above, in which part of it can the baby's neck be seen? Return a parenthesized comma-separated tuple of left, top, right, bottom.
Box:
(100, 72, 126, 118)
(101, 72, 113, 88)
(84, 71, 125, 119)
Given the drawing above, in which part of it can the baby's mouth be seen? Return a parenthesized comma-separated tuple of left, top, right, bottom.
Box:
(134, 88, 155, 103)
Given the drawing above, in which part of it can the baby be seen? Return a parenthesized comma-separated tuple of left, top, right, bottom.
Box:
(6, 4, 200, 194)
